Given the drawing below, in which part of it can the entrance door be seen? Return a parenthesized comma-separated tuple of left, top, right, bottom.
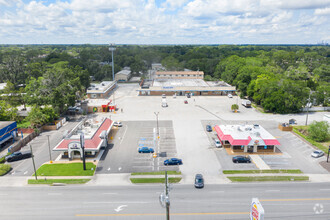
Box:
(247, 146, 253, 153)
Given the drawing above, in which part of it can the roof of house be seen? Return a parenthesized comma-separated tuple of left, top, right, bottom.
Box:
(215, 124, 280, 146)
(116, 69, 131, 76)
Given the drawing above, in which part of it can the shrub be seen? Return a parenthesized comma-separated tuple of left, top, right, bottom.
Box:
(0, 164, 11, 176)
(0, 156, 6, 164)
(308, 121, 330, 142)
(231, 104, 239, 111)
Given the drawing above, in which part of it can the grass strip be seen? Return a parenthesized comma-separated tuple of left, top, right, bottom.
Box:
(131, 171, 181, 176)
(228, 176, 309, 182)
(223, 169, 302, 174)
(130, 177, 182, 184)
(0, 164, 11, 176)
(292, 127, 328, 153)
(28, 179, 90, 184)
(34, 162, 96, 176)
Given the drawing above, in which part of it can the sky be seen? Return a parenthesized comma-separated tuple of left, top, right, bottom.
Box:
(0, 0, 329, 44)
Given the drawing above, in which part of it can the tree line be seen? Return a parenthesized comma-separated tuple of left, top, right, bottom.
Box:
(0, 44, 329, 126)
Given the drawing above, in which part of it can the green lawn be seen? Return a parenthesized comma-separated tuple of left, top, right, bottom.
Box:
(228, 176, 309, 182)
(293, 127, 328, 152)
(130, 177, 182, 184)
(28, 179, 90, 184)
(0, 164, 11, 176)
(34, 163, 96, 176)
(223, 169, 302, 174)
(131, 171, 181, 175)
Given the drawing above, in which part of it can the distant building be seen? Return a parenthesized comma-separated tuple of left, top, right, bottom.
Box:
(215, 124, 280, 153)
(138, 79, 236, 96)
(115, 68, 131, 82)
(155, 71, 204, 80)
(86, 81, 116, 99)
(152, 63, 164, 71)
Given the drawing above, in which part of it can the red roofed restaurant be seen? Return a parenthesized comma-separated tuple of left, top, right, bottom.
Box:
(54, 117, 113, 160)
(214, 124, 280, 153)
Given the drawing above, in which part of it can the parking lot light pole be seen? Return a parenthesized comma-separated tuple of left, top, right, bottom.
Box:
(154, 112, 159, 138)
(46, 135, 52, 163)
(80, 133, 86, 170)
(30, 144, 38, 180)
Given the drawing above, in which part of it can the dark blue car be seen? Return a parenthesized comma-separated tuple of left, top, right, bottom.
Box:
(206, 125, 212, 132)
(164, 158, 182, 166)
(138, 147, 154, 153)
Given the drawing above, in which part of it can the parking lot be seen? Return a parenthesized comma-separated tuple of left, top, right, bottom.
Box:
(96, 120, 180, 174)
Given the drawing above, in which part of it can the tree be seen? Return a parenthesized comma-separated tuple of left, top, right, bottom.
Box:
(0, 52, 26, 89)
(231, 104, 239, 112)
(0, 100, 17, 121)
(26, 106, 47, 128)
(308, 121, 330, 142)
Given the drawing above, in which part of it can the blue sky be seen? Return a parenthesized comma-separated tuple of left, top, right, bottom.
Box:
(0, 0, 329, 44)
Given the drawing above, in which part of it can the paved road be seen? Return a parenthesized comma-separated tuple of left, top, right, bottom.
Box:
(1, 182, 330, 219)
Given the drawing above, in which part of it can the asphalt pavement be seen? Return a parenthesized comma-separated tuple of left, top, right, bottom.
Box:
(1, 182, 330, 219)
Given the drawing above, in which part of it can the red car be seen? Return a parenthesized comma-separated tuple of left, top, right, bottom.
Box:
(184, 100, 188, 104)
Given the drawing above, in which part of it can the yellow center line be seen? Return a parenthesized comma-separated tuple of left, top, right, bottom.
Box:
(76, 212, 249, 217)
(261, 198, 330, 202)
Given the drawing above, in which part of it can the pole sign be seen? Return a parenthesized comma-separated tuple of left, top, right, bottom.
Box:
(80, 133, 85, 148)
(250, 198, 264, 220)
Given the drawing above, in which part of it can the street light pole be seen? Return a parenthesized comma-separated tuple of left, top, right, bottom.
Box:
(305, 90, 312, 126)
(165, 171, 170, 220)
(109, 44, 116, 105)
(154, 112, 159, 138)
(80, 133, 86, 170)
(30, 144, 38, 180)
(46, 135, 52, 162)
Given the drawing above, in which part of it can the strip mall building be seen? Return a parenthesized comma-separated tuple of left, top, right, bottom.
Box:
(215, 124, 280, 153)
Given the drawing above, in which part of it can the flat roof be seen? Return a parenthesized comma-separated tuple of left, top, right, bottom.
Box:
(54, 117, 112, 151)
(116, 69, 131, 76)
(87, 81, 116, 94)
(156, 71, 204, 75)
(0, 121, 15, 130)
(153, 79, 209, 87)
(215, 124, 280, 146)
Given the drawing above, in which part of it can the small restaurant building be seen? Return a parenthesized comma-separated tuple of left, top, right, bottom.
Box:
(215, 124, 280, 153)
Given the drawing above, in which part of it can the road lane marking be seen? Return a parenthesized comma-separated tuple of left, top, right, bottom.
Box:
(261, 198, 330, 202)
(114, 205, 127, 212)
(320, 189, 330, 191)
(83, 202, 149, 204)
(265, 190, 280, 192)
(103, 193, 118, 195)
(107, 167, 111, 171)
(76, 212, 249, 217)
(23, 171, 28, 175)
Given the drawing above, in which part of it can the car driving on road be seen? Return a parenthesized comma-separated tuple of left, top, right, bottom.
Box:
(164, 158, 183, 165)
(6, 151, 32, 162)
(232, 155, 251, 163)
(194, 174, 204, 188)
(138, 147, 154, 153)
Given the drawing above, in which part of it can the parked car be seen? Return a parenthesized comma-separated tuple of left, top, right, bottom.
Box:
(184, 100, 188, 104)
(6, 151, 32, 162)
(138, 147, 154, 153)
(113, 121, 122, 127)
(164, 158, 183, 166)
(187, 93, 191, 98)
(311, 150, 324, 158)
(194, 174, 204, 188)
(214, 139, 222, 148)
(206, 125, 212, 132)
(228, 94, 233, 98)
(232, 155, 251, 163)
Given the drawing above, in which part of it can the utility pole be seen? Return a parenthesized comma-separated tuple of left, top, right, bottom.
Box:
(30, 144, 38, 180)
(46, 135, 52, 162)
(154, 112, 159, 138)
(165, 171, 170, 220)
(327, 145, 330, 163)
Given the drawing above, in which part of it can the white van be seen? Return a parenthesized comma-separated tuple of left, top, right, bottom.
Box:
(162, 99, 168, 107)
(242, 99, 252, 108)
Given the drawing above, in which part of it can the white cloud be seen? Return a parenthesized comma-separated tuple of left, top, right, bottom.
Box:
(315, 7, 330, 15)
(260, 0, 330, 10)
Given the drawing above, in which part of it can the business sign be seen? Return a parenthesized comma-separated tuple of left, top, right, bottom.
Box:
(250, 198, 264, 220)
(162, 86, 174, 89)
(68, 141, 81, 150)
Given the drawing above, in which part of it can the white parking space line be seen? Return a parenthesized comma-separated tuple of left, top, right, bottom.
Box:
(107, 167, 111, 171)
(23, 171, 28, 175)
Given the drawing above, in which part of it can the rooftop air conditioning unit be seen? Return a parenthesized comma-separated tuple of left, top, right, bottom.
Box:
(101, 83, 105, 86)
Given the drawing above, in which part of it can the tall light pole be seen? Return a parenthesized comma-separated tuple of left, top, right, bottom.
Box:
(30, 144, 38, 180)
(109, 43, 116, 105)
(154, 112, 159, 138)
(305, 90, 312, 126)
(46, 135, 52, 163)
